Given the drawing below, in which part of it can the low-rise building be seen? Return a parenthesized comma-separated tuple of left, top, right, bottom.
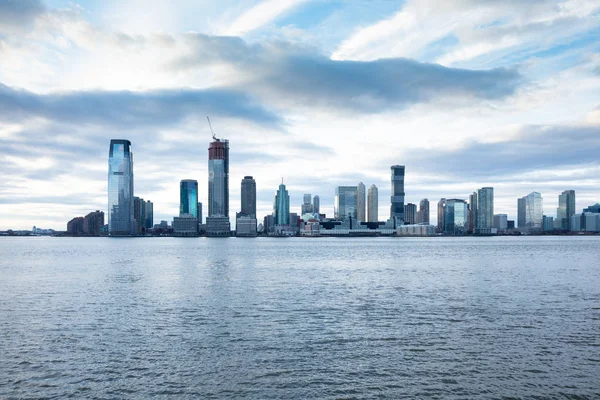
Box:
(173, 214, 198, 236)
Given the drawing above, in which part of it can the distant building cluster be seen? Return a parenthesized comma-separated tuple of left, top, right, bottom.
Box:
(66, 210, 105, 236)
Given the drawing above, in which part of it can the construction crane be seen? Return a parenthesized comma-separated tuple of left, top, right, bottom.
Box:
(207, 116, 217, 140)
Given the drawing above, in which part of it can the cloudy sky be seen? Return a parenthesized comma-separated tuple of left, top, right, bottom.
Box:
(1, 0, 599, 230)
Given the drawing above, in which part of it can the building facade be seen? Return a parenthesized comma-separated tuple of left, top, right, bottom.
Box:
(417, 198, 430, 224)
(519, 192, 543, 230)
(404, 203, 417, 225)
(557, 190, 576, 230)
(108, 139, 134, 235)
(145, 200, 153, 230)
(313, 195, 320, 215)
(208, 137, 229, 217)
(444, 199, 468, 235)
(493, 214, 508, 230)
(390, 165, 405, 226)
(477, 187, 494, 230)
(357, 182, 366, 222)
(241, 176, 257, 217)
(83, 211, 105, 235)
(180, 180, 199, 218)
(173, 214, 198, 236)
(273, 182, 290, 226)
(335, 186, 358, 220)
(301, 194, 314, 215)
(367, 184, 378, 222)
(437, 198, 446, 233)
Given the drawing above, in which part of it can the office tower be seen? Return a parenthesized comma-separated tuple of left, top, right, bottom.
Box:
(240, 176, 257, 217)
(557, 190, 576, 230)
(477, 187, 494, 230)
(518, 192, 543, 229)
(335, 186, 358, 220)
(493, 214, 508, 230)
(83, 211, 105, 235)
(313, 195, 320, 214)
(367, 184, 378, 222)
(444, 199, 468, 235)
(208, 137, 229, 217)
(390, 165, 405, 225)
(357, 182, 366, 222)
(196, 202, 202, 225)
(301, 193, 314, 215)
(273, 181, 290, 225)
(133, 196, 145, 234)
(417, 198, 430, 224)
(180, 180, 199, 218)
(108, 139, 134, 235)
(583, 203, 600, 213)
(543, 215, 554, 231)
(404, 203, 417, 225)
(145, 200, 153, 230)
(469, 191, 478, 233)
(437, 198, 446, 232)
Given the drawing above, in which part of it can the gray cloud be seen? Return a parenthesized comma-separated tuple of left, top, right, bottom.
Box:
(174, 34, 522, 112)
(0, 0, 45, 31)
(0, 81, 282, 128)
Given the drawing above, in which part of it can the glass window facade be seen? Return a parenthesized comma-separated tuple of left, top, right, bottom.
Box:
(108, 139, 134, 235)
(208, 139, 229, 217)
(180, 180, 199, 217)
(390, 165, 405, 225)
(335, 186, 358, 220)
(273, 183, 290, 225)
(444, 199, 468, 235)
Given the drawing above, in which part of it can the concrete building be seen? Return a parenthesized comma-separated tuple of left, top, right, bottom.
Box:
(404, 203, 417, 225)
(205, 216, 231, 236)
(236, 215, 257, 237)
(367, 185, 378, 222)
(390, 165, 405, 227)
(335, 186, 358, 221)
(417, 198, 430, 224)
(357, 182, 366, 222)
(493, 214, 508, 231)
(83, 211, 104, 235)
(173, 214, 198, 236)
(397, 224, 436, 236)
(67, 217, 84, 235)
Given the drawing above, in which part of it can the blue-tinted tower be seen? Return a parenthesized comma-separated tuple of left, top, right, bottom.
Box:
(108, 139, 134, 235)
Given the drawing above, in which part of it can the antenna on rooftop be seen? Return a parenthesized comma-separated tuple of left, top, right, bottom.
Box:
(207, 116, 217, 140)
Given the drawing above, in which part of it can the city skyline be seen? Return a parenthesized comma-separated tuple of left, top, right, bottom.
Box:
(1, 1, 600, 230)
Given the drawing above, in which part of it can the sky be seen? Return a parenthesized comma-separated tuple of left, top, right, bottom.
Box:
(0, 0, 599, 230)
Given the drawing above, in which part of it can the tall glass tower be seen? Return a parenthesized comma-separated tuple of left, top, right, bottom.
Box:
(367, 185, 378, 222)
(390, 165, 405, 226)
(335, 186, 358, 220)
(313, 195, 320, 214)
(476, 187, 494, 229)
(208, 138, 229, 217)
(241, 176, 257, 217)
(557, 190, 575, 230)
(108, 139, 134, 235)
(180, 180, 199, 217)
(357, 182, 366, 222)
(273, 181, 290, 225)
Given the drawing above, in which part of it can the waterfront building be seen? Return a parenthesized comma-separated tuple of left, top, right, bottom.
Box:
(543, 215, 554, 232)
(404, 203, 417, 225)
(133, 196, 146, 234)
(444, 199, 468, 235)
(108, 139, 134, 235)
(557, 190, 576, 230)
(468, 192, 478, 233)
(196, 202, 202, 225)
(493, 214, 508, 231)
(476, 187, 494, 231)
(67, 217, 84, 235)
(437, 198, 446, 233)
(83, 211, 105, 235)
(273, 181, 290, 226)
(397, 224, 436, 236)
(518, 192, 543, 230)
(236, 215, 257, 237)
(417, 198, 430, 224)
(180, 180, 199, 218)
(145, 200, 153, 230)
(301, 194, 314, 215)
(390, 165, 405, 226)
(205, 216, 231, 236)
(313, 195, 320, 214)
(241, 176, 257, 217)
(357, 182, 366, 222)
(335, 186, 358, 220)
(583, 203, 600, 213)
(173, 214, 199, 236)
(207, 136, 230, 236)
(263, 214, 275, 235)
(367, 185, 378, 222)
(571, 212, 600, 232)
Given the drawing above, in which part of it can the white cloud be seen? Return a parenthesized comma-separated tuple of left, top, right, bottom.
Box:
(220, 0, 309, 36)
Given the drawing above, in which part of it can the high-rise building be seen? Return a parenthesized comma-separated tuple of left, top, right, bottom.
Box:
(145, 200, 153, 230)
(477, 187, 494, 230)
(83, 210, 105, 235)
(390, 165, 405, 226)
(133, 196, 146, 234)
(180, 180, 199, 218)
(357, 182, 366, 222)
(67, 217, 84, 235)
(557, 190, 576, 230)
(367, 185, 378, 222)
(335, 186, 358, 220)
(493, 214, 508, 230)
(196, 202, 202, 225)
(208, 137, 229, 217)
(468, 191, 478, 233)
(518, 192, 543, 230)
(108, 139, 134, 235)
(417, 198, 430, 224)
(312, 195, 320, 214)
(437, 198, 446, 232)
(444, 199, 468, 235)
(273, 181, 290, 226)
(240, 176, 257, 217)
(301, 193, 314, 215)
(404, 203, 417, 225)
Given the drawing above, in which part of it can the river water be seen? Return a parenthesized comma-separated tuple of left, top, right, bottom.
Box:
(0, 236, 599, 399)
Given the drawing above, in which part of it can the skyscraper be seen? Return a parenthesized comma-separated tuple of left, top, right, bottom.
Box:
(208, 137, 229, 217)
(390, 165, 405, 226)
(444, 199, 468, 235)
(108, 139, 134, 235)
(476, 187, 494, 230)
(133, 196, 145, 234)
(367, 184, 378, 222)
(301, 194, 314, 215)
(404, 203, 417, 225)
(357, 182, 366, 222)
(241, 176, 257, 217)
(335, 186, 358, 220)
(557, 190, 575, 230)
(180, 180, 199, 217)
(313, 195, 320, 215)
(273, 181, 290, 225)
(518, 192, 543, 229)
(437, 198, 446, 232)
(417, 198, 430, 224)
(517, 197, 527, 228)
(145, 200, 153, 229)
(469, 191, 478, 233)
(197, 202, 203, 224)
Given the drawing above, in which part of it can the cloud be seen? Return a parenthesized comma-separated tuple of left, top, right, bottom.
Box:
(221, 0, 309, 36)
(0, 81, 282, 128)
(0, 0, 45, 32)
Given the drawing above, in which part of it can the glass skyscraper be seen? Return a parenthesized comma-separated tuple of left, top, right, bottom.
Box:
(108, 139, 134, 235)
(313, 195, 320, 214)
(357, 182, 366, 222)
(335, 186, 358, 220)
(273, 181, 290, 225)
(390, 165, 405, 226)
(180, 179, 199, 217)
(444, 199, 468, 235)
(518, 192, 543, 229)
(557, 190, 575, 230)
(476, 187, 494, 229)
(241, 176, 257, 217)
(367, 185, 378, 222)
(208, 138, 229, 217)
